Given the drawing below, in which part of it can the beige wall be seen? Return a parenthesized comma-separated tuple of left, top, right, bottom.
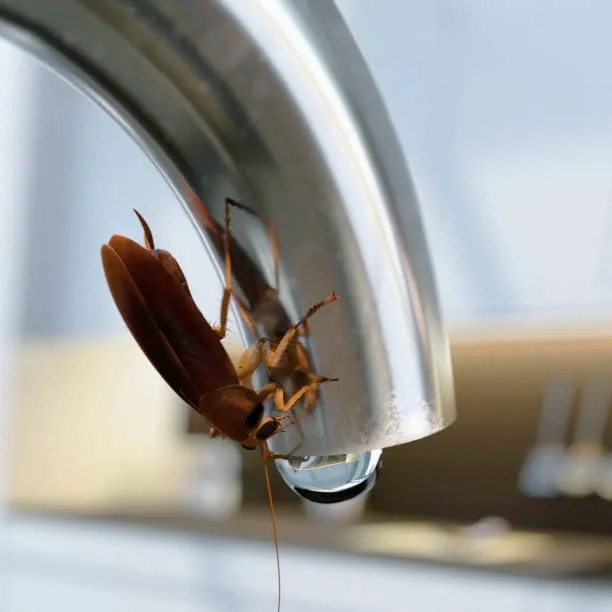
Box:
(6, 334, 242, 512)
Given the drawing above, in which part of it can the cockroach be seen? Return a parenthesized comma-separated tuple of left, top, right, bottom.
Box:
(100, 201, 338, 612)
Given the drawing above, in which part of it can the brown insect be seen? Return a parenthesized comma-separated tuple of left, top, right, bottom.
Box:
(100, 200, 338, 612)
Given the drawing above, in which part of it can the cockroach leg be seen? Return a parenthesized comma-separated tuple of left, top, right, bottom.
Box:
(236, 337, 274, 383)
(231, 291, 257, 335)
(256, 381, 281, 404)
(226, 198, 280, 292)
(269, 292, 339, 369)
(239, 335, 309, 381)
(278, 377, 338, 415)
(263, 441, 305, 462)
(213, 199, 233, 339)
(264, 452, 293, 461)
(208, 426, 228, 440)
(301, 381, 322, 415)
(257, 377, 338, 415)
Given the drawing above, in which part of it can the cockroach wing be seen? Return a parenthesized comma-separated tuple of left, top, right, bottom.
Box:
(101, 243, 201, 409)
(102, 235, 238, 403)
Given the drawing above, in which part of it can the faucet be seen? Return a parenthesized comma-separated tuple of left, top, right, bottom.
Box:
(0, 0, 456, 501)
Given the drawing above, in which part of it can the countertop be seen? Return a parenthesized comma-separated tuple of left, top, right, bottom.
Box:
(10, 506, 612, 583)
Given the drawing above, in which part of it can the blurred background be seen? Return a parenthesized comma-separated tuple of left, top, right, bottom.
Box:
(1, 1, 612, 610)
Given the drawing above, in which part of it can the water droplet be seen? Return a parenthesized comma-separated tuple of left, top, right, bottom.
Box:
(275, 449, 382, 503)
